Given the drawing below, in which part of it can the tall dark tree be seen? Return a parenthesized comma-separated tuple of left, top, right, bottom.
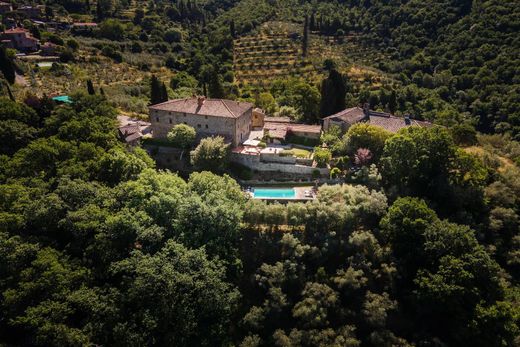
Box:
(160, 82, 168, 102)
(86, 79, 95, 95)
(208, 70, 225, 99)
(320, 68, 347, 117)
(0, 46, 16, 85)
(150, 75, 164, 105)
(229, 19, 236, 38)
(302, 15, 309, 57)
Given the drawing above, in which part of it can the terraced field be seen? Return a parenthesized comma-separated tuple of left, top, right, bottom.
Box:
(234, 21, 392, 90)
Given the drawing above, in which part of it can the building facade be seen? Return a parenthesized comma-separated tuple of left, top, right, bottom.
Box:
(0, 28, 39, 52)
(149, 97, 253, 147)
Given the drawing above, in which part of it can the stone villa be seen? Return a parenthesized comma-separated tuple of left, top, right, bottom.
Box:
(149, 96, 253, 147)
(323, 105, 432, 133)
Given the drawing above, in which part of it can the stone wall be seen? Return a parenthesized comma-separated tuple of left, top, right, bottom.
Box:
(150, 108, 252, 146)
(231, 152, 329, 177)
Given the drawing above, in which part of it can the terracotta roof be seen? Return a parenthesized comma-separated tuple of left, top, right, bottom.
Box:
(264, 121, 320, 134)
(264, 122, 285, 130)
(324, 107, 366, 124)
(368, 114, 432, 133)
(264, 116, 291, 123)
(150, 98, 253, 119)
(124, 132, 142, 143)
(73, 22, 97, 26)
(269, 129, 287, 139)
(288, 124, 321, 134)
(3, 27, 28, 34)
(119, 124, 140, 136)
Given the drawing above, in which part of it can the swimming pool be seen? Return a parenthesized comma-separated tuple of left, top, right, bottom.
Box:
(52, 95, 72, 104)
(253, 188, 296, 199)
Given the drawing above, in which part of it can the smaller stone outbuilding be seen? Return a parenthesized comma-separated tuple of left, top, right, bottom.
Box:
(118, 117, 152, 146)
(323, 104, 432, 133)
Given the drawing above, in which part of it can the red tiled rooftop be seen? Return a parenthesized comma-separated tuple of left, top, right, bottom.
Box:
(264, 116, 292, 123)
(150, 97, 253, 119)
(287, 124, 321, 133)
(73, 22, 97, 26)
(3, 27, 29, 33)
(324, 107, 366, 123)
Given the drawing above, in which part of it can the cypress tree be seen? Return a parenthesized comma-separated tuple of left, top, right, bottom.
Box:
(96, 0, 102, 20)
(208, 70, 225, 98)
(230, 20, 236, 38)
(150, 75, 162, 105)
(302, 15, 309, 57)
(310, 13, 315, 31)
(0, 46, 16, 85)
(160, 82, 168, 102)
(320, 68, 347, 117)
(86, 79, 95, 95)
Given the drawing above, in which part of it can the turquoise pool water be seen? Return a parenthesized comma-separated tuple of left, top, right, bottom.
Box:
(52, 95, 72, 104)
(253, 188, 296, 199)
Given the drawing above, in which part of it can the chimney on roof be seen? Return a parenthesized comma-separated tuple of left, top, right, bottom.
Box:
(404, 115, 411, 125)
(197, 96, 205, 107)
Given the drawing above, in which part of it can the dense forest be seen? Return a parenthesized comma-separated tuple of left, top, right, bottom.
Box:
(0, 94, 518, 345)
(0, 0, 519, 346)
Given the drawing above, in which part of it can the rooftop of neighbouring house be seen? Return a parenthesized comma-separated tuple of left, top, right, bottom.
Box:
(149, 97, 253, 118)
(2, 27, 29, 34)
(325, 105, 433, 133)
(369, 114, 433, 133)
(324, 106, 367, 124)
(264, 116, 292, 123)
(72, 22, 97, 26)
(265, 121, 321, 134)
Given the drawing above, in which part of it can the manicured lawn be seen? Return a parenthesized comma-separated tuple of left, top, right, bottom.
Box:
(281, 148, 311, 158)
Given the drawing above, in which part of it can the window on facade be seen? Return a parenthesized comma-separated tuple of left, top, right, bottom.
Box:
(205, 116, 208, 119)
(205, 124, 208, 129)
(169, 119, 172, 124)
(156, 117, 159, 122)
(197, 124, 201, 128)
(169, 112, 172, 115)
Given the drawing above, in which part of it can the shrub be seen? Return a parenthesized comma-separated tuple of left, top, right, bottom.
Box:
(190, 136, 230, 172)
(164, 29, 182, 43)
(167, 124, 196, 149)
(314, 147, 332, 168)
(451, 123, 477, 146)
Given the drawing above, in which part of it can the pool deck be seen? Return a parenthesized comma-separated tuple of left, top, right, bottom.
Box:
(249, 186, 316, 201)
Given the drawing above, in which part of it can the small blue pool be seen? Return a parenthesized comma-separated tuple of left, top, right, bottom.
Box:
(253, 188, 296, 199)
(52, 95, 72, 104)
